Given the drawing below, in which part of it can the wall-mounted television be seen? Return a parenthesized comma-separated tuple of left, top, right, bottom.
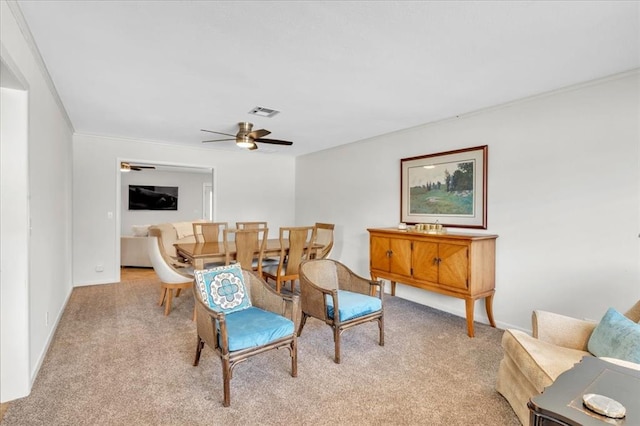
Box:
(128, 185, 178, 210)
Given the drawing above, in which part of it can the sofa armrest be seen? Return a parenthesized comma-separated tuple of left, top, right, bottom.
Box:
(532, 310, 597, 351)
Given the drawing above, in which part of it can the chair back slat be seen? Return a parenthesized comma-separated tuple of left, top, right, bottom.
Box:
(193, 222, 228, 243)
(224, 227, 268, 275)
(280, 226, 316, 276)
(236, 221, 267, 230)
(313, 222, 335, 259)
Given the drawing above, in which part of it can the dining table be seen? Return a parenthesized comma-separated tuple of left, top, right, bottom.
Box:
(174, 239, 321, 270)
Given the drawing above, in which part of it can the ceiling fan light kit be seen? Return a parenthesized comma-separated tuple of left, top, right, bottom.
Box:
(236, 135, 256, 149)
(201, 122, 293, 151)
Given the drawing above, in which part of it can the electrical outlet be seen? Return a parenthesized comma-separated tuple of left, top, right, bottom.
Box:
(96, 264, 104, 272)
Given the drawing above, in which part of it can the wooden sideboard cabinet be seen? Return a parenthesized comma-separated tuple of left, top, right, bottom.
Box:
(368, 228, 498, 337)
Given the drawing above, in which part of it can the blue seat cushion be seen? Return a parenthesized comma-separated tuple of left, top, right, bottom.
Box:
(326, 290, 382, 322)
(221, 307, 295, 351)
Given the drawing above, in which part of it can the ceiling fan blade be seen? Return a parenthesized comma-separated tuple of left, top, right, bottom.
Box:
(248, 129, 270, 139)
(131, 165, 155, 169)
(202, 138, 236, 143)
(201, 129, 236, 138)
(254, 138, 293, 146)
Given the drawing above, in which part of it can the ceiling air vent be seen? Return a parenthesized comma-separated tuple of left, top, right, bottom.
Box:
(248, 106, 280, 118)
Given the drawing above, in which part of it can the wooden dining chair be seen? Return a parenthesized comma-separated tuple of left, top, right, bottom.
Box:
(223, 227, 268, 276)
(193, 222, 228, 243)
(313, 222, 335, 259)
(262, 226, 316, 293)
(236, 222, 278, 266)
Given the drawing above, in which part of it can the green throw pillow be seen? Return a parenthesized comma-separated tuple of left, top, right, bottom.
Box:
(588, 307, 640, 364)
(194, 263, 251, 314)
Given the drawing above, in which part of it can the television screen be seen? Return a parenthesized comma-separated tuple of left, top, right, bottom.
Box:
(128, 185, 178, 210)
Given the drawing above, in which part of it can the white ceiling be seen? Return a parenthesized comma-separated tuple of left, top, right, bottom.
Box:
(15, 1, 640, 156)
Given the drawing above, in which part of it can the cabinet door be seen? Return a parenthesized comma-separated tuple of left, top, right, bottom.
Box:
(389, 238, 412, 277)
(438, 243, 468, 289)
(370, 235, 390, 271)
(412, 240, 438, 282)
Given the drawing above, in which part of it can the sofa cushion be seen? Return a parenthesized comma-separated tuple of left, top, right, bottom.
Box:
(131, 224, 150, 237)
(588, 308, 640, 364)
(194, 264, 252, 314)
(173, 221, 195, 239)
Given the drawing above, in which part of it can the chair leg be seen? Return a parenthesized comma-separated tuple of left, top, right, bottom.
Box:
(193, 336, 204, 366)
(164, 289, 173, 316)
(378, 316, 385, 346)
(175, 288, 182, 297)
(291, 339, 298, 378)
(333, 327, 341, 364)
(297, 313, 308, 336)
(158, 287, 167, 306)
(222, 358, 231, 407)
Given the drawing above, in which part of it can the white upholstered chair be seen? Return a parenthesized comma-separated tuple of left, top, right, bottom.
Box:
(148, 226, 194, 316)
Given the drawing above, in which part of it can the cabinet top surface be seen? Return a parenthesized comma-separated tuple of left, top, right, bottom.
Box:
(367, 227, 498, 240)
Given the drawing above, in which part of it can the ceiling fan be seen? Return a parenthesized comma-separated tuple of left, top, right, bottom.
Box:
(120, 162, 156, 172)
(201, 122, 293, 150)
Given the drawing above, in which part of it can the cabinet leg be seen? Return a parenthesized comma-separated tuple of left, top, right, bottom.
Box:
(390, 281, 396, 296)
(485, 293, 496, 328)
(465, 298, 475, 338)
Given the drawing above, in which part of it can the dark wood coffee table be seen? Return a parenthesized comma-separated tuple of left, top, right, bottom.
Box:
(528, 356, 640, 425)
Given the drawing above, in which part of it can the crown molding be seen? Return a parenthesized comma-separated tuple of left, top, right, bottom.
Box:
(5, 0, 75, 132)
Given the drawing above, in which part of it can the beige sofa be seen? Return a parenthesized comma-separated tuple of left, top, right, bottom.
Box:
(121, 221, 205, 268)
(121, 236, 153, 267)
(496, 300, 640, 424)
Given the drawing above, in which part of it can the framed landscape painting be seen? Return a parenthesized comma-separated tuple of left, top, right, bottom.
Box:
(400, 145, 488, 229)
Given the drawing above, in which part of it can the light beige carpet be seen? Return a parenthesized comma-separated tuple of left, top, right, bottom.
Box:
(2, 274, 519, 425)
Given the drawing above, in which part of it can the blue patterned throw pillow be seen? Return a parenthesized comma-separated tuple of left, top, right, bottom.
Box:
(588, 307, 640, 364)
(194, 264, 251, 314)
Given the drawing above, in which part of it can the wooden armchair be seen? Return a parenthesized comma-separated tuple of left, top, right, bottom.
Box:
(193, 265, 299, 406)
(297, 259, 384, 363)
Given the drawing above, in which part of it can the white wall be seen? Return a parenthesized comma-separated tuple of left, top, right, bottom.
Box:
(296, 71, 640, 332)
(1, 1, 74, 402)
(120, 170, 211, 235)
(1, 86, 30, 401)
(73, 133, 296, 285)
